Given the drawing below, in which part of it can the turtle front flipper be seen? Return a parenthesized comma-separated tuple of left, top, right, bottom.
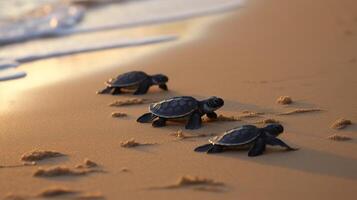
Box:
(248, 137, 266, 157)
(185, 112, 202, 130)
(207, 145, 224, 153)
(97, 86, 113, 94)
(134, 79, 151, 95)
(266, 136, 298, 151)
(159, 84, 168, 91)
(137, 113, 157, 123)
(206, 112, 218, 119)
(194, 144, 214, 152)
(112, 87, 122, 95)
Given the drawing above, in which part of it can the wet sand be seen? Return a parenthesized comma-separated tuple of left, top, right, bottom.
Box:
(1, 0, 357, 199)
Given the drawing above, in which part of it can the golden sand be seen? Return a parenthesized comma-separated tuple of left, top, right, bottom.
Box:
(21, 150, 65, 162)
(331, 118, 352, 130)
(111, 112, 128, 118)
(109, 98, 149, 107)
(279, 108, 321, 115)
(33, 166, 103, 177)
(277, 96, 293, 105)
(327, 134, 352, 141)
(3, 193, 28, 200)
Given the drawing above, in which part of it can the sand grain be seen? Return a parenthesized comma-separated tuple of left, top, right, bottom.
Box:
(34, 166, 103, 177)
(21, 150, 65, 162)
(109, 98, 149, 107)
(277, 96, 293, 105)
(111, 112, 128, 118)
(279, 108, 321, 115)
(328, 134, 352, 141)
(120, 138, 155, 148)
(331, 118, 352, 129)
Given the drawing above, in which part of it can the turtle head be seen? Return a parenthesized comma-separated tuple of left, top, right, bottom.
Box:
(202, 96, 224, 113)
(151, 74, 169, 85)
(263, 124, 284, 137)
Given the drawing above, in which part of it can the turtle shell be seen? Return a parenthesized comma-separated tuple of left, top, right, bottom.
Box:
(149, 96, 199, 118)
(209, 125, 261, 146)
(106, 71, 149, 87)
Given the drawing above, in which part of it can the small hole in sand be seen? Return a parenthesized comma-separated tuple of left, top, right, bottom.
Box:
(344, 30, 354, 35)
(276, 96, 293, 105)
(37, 186, 78, 198)
(331, 118, 352, 130)
(120, 167, 130, 172)
(327, 134, 352, 141)
(4, 188, 104, 200)
(111, 112, 128, 118)
(21, 150, 65, 162)
(150, 175, 225, 192)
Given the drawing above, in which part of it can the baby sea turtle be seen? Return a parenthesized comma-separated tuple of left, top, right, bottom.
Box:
(194, 124, 297, 156)
(137, 96, 224, 129)
(97, 71, 168, 95)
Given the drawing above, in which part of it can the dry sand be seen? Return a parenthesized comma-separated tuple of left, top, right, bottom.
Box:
(1, 0, 357, 199)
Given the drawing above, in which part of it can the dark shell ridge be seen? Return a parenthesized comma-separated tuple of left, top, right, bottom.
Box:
(107, 71, 148, 87)
(150, 96, 198, 118)
(209, 125, 261, 146)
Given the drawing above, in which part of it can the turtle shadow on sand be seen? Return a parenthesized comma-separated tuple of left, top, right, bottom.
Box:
(31, 156, 70, 166)
(211, 147, 357, 181)
(189, 95, 274, 114)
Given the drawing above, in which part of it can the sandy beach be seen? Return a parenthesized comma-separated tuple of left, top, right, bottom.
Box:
(1, 0, 357, 199)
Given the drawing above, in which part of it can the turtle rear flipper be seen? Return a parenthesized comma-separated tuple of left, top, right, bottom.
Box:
(248, 137, 266, 157)
(194, 144, 214, 152)
(266, 136, 298, 151)
(137, 113, 156, 123)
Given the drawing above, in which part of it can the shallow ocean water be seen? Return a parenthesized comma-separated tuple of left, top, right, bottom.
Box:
(0, 0, 244, 83)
